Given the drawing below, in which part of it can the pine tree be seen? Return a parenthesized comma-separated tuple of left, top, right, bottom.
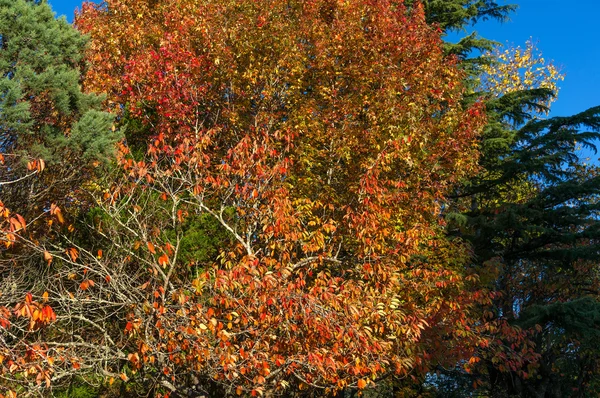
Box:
(421, 1, 600, 396)
(418, 0, 516, 31)
(0, 4, 120, 393)
(0, 0, 120, 231)
(407, 0, 517, 84)
(454, 104, 600, 396)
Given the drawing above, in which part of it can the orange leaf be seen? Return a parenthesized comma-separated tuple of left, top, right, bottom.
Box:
(16, 214, 26, 231)
(50, 204, 65, 224)
(158, 254, 169, 267)
(66, 247, 79, 262)
(164, 242, 174, 255)
(42, 305, 56, 323)
(358, 379, 367, 389)
(43, 251, 52, 265)
(147, 242, 156, 254)
(9, 217, 22, 232)
(4, 233, 15, 248)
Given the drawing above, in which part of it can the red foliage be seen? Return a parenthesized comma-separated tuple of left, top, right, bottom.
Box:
(60, 0, 489, 393)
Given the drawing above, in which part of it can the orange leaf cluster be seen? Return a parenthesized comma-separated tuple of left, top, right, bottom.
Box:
(75, 0, 487, 394)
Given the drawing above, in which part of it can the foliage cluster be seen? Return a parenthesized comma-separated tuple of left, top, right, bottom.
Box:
(0, 0, 599, 397)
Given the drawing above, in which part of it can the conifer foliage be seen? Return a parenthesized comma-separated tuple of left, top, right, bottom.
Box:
(429, 1, 600, 396)
(0, 0, 119, 219)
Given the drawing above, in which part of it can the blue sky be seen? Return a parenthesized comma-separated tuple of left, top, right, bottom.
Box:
(454, 0, 600, 119)
(50, 0, 599, 119)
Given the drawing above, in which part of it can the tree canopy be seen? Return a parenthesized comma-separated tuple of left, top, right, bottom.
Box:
(0, 0, 598, 397)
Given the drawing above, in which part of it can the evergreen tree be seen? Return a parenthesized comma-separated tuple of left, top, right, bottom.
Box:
(407, 0, 517, 83)
(455, 103, 600, 397)
(418, 1, 600, 396)
(0, 1, 120, 395)
(419, 0, 516, 31)
(0, 0, 120, 231)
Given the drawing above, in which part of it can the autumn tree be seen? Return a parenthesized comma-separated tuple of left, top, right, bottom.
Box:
(68, 0, 487, 395)
(479, 39, 564, 105)
(4, 0, 597, 396)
